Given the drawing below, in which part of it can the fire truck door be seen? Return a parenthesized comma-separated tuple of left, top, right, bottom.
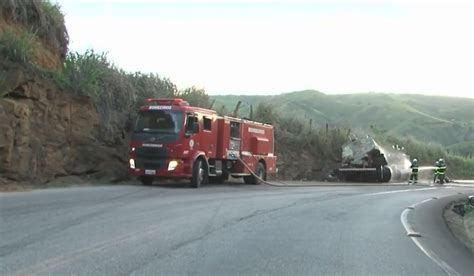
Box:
(201, 116, 216, 157)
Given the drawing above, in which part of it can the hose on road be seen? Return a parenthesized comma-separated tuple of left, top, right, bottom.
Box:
(234, 157, 434, 187)
(236, 156, 285, 187)
(235, 157, 374, 187)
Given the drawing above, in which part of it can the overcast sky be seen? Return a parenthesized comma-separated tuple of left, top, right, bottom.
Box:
(58, 0, 473, 97)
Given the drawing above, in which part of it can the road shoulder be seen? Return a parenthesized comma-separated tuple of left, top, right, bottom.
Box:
(410, 193, 474, 276)
(444, 200, 474, 253)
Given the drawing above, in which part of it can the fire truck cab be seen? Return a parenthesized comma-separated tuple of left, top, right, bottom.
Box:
(128, 98, 277, 188)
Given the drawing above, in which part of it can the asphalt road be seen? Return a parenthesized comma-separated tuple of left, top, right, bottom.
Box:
(1, 182, 473, 276)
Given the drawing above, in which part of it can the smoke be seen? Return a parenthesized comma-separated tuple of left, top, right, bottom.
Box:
(377, 143, 411, 182)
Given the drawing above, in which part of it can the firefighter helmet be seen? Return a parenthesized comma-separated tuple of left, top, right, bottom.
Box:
(412, 158, 418, 164)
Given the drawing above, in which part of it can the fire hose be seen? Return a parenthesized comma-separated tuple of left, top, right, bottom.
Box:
(236, 157, 417, 187)
(236, 157, 355, 187)
(236, 156, 284, 187)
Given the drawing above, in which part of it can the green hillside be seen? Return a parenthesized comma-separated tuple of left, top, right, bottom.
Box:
(212, 90, 474, 149)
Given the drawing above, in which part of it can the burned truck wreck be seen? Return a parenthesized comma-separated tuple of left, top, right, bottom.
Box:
(335, 136, 393, 182)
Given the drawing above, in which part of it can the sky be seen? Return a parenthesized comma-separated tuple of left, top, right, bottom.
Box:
(58, 0, 473, 97)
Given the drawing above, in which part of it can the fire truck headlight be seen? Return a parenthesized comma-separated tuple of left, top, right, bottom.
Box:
(168, 160, 178, 171)
(129, 158, 135, 169)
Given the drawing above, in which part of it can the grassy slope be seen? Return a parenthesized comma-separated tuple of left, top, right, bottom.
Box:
(212, 90, 474, 148)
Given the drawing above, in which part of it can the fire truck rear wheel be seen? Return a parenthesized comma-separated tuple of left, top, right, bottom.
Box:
(191, 159, 207, 188)
(245, 162, 266, 185)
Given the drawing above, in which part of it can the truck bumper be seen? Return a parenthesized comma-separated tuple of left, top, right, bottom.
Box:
(128, 158, 192, 179)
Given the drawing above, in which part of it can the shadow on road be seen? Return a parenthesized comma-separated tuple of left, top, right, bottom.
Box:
(139, 180, 250, 189)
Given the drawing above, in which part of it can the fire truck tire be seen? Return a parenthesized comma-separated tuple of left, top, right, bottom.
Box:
(244, 162, 266, 185)
(191, 159, 207, 188)
(140, 176, 153, 185)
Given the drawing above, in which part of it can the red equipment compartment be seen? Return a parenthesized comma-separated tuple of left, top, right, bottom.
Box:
(240, 120, 274, 156)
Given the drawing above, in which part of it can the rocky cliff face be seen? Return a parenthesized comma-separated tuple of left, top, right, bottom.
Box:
(0, 61, 128, 185)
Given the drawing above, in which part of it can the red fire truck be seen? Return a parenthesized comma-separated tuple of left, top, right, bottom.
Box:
(128, 98, 277, 188)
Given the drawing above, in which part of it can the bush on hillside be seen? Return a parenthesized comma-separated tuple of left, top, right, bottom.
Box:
(54, 50, 182, 143)
(0, 0, 68, 57)
(0, 27, 34, 64)
(253, 102, 279, 124)
(56, 50, 107, 98)
(178, 86, 210, 108)
(250, 102, 347, 179)
(379, 134, 474, 179)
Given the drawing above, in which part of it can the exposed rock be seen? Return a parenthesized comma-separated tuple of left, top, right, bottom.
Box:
(0, 62, 128, 185)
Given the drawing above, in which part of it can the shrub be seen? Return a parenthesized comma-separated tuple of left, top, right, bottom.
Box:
(0, 71, 7, 97)
(0, 0, 68, 57)
(377, 134, 474, 178)
(0, 28, 34, 64)
(55, 50, 181, 143)
(56, 49, 107, 98)
(178, 86, 209, 108)
(253, 102, 279, 124)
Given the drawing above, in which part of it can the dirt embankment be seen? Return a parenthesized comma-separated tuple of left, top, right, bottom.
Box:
(0, 61, 128, 186)
(444, 201, 474, 253)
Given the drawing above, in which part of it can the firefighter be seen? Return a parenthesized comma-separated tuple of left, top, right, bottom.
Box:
(433, 160, 439, 183)
(409, 158, 419, 184)
(437, 158, 447, 184)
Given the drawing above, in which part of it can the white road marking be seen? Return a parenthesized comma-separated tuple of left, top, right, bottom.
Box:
(364, 187, 438, 197)
(447, 184, 474, 188)
(400, 198, 460, 276)
(411, 237, 460, 276)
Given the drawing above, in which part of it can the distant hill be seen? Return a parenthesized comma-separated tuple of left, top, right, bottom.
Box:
(211, 90, 474, 148)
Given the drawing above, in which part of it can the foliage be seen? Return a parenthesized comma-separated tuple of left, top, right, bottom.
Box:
(0, 71, 7, 97)
(178, 86, 209, 108)
(212, 90, 474, 148)
(128, 72, 177, 106)
(0, 27, 34, 64)
(447, 141, 474, 158)
(251, 102, 347, 179)
(376, 134, 474, 179)
(253, 102, 279, 124)
(0, 0, 69, 57)
(54, 50, 181, 142)
(55, 49, 107, 98)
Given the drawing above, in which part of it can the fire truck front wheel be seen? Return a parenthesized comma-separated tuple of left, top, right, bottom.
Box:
(191, 159, 208, 188)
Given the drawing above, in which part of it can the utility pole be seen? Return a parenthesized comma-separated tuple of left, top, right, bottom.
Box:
(233, 101, 242, 118)
(209, 99, 216, 109)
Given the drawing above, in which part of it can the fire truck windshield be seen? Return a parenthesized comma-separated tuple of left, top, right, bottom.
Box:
(134, 110, 183, 133)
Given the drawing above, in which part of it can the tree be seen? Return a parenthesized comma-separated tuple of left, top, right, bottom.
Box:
(178, 86, 209, 108)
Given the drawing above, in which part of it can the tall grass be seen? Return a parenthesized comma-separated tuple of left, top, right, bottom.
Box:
(251, 102, 347, 179)
(0, 71, 7, 97)
(54, 50, 204, 143)
(0, 0, 68, 57)
(377, 134, 474, 179)
(0, 27, 34, 64)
